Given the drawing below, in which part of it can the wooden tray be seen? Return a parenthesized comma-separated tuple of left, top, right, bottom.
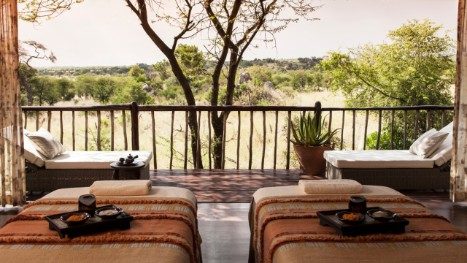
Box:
(317, 207, 409, 236)
(45, 205, 133, 238)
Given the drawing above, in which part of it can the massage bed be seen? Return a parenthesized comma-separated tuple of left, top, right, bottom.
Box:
(249, 183, 467, 263)
(0, 185, 202, 263)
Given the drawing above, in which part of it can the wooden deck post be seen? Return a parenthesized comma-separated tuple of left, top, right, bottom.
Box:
(452, 0, 467, 202)
(0, 0, 26, 206)
(130, 102, 140, 150)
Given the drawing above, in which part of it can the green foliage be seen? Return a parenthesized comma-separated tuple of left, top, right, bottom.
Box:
(73, 75, 155, 104)
(32, 57, 329, 106)
(158, 77, 187, 104)
(366, 128, 405, 150)
(271, 73, 292, 88)
(75, 74, 97, 98)
(153, 61, 172, 81)
(109, 78, 154, 105)
(175, 45, 208, 91)
(320, 20, 455, 107)
(290, 70, 311, 90)
(19, 62, 76, 106)
(291, 113, 338, 146)
(29, 76, 60, 105)
(92, 77, 117, 103)
(175, 45, 206, 76)
(248, 66, 273, 87)
(128, 64, 148, 82)
(56, 78, 76, 101)
(321, 20, 455, 150)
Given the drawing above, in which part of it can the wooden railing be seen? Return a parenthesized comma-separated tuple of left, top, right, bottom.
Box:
(22, 102, 454, 170)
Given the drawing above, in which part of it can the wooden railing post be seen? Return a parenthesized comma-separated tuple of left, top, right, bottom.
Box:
(314, 101, 322, 130)
(130, 102, 139, 150)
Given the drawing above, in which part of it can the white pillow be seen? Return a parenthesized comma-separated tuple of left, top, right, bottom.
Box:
(430, 122, 453, 166)
(26, 128, 64, 159)
(23, 132, 46, 167)
(410, 129, 449, 158)
(409, 129, 436, 155)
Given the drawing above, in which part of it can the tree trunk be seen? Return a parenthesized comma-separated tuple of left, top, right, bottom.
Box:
(19, 73, 33, 105)
(211, 112, 224, 169)
(188, 110, 203, 169)
(127, 1, 204, 169)
(166, 55, 203, 169)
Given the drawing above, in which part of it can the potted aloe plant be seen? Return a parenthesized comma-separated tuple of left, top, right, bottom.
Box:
(291, 112, 338, 176)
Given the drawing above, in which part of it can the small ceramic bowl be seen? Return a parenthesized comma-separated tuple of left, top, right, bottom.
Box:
(60, 212, 90, 225)
(336, 211, 365, 224)
(367, 208, 396, 221)
(95, 207, 123, 219)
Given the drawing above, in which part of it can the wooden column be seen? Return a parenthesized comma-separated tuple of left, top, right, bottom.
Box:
(0, 0, 26, 206)
(452, 0, 467, 202)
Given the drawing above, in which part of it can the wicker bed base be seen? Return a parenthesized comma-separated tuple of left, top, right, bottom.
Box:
(325, 162, 450, 190)
(26, 163, 150, 193)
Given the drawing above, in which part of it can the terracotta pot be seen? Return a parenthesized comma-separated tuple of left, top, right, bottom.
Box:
(293, 144, 332, 176)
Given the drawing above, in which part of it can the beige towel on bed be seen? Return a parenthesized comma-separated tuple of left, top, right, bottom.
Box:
(298, 179, 363, 194)
(90, 180, 152, 196)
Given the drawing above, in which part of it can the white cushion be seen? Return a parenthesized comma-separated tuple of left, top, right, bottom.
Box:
(45, 151, 152, 170)
(26, 128, 64, 159)
(430, 122, 453, 166)
(409, 129, 448, 158)
(409, 128, 436, 156)
(23, 134, 46, 167)
(324, 150, 435, 169)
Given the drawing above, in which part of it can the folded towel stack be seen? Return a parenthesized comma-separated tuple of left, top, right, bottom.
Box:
(90, 180, 152, 196)
(298, 179, 363, 194)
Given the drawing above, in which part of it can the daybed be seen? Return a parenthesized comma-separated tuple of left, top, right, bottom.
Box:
(0, 183, 202, 263)
(324, 123, 453, 190)
(25, 150, 153, 192)
(248, 181, 467, 263)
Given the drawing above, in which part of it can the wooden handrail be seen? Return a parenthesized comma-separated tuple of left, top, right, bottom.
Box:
(22, 104, 454, 112)
(21, 102, 455, 170)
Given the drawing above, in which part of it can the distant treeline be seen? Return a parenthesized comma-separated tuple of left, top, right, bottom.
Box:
(37, 58, 322, 77)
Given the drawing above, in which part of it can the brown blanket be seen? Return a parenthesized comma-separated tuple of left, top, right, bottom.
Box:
(0, 198, 201, 263)
(251, 195, 467, 263)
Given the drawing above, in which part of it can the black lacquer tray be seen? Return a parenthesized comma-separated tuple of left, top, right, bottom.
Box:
(317, 207, 409, 236)
(45, 205, 133, 239)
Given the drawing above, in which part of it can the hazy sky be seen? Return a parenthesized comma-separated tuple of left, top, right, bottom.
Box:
(19, 0, 457, 67)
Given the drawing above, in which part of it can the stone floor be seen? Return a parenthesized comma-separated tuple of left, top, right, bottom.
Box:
(151, 169, 316, 202)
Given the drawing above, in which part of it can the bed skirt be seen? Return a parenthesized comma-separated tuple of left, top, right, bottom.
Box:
(325, 162, 450, 190)
(26, 162, 150, 193)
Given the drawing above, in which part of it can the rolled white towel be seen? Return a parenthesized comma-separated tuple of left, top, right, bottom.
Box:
(90, 180, 152, 196)
(298, 179, 363, 194)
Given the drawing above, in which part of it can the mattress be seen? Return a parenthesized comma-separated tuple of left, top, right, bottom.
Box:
(324, 150, 435, 169)
(0, 186, 201, 263)
(44, 151, 152, 169)
(250, 185, 467, 263)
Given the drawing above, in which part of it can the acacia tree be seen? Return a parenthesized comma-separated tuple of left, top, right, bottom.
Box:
(320, 20, 455, 107)
(124, 0, 317, 168)
(320, 20, 455, 149)
(18, 0, 83, 22)
(20, 0, 318, 168)
(19, 41, 56, 105)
